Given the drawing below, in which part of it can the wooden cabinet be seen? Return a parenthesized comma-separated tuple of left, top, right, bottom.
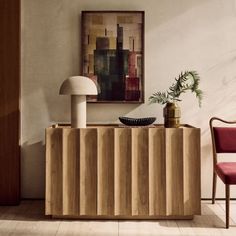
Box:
(45, 125, 201, 219)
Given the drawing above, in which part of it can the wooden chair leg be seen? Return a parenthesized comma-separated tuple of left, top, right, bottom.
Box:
(212, 171, 217, 204)
(226, 184, 230, 229)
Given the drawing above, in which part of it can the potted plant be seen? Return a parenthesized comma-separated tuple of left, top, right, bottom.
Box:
(149, 71, 203, 128)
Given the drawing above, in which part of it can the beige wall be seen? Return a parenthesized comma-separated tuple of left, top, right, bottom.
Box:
(21, 0, 236, 198)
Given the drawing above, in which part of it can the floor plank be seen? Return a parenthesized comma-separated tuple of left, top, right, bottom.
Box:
(10, 221, 61, 236)
(1, 201, 236, 235)
(119, 220, 181, 236)
(56, 221, 118, 236)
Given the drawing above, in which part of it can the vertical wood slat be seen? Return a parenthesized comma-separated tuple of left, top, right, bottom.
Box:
(132, 128, 149, 216)
(45, 128, 52, 215)
(165, 129, 184, 216)
(97, 128, 114, 215)
(46, 128, 63, 215)
(149, 128, 166, 215)
(62, 129, 80, 215)
(114, 128, 132, 216)
(80, 128, 97, 215)
(183, 128, 201, 215)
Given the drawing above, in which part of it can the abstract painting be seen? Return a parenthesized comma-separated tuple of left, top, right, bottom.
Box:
(81, 11, 144, 103)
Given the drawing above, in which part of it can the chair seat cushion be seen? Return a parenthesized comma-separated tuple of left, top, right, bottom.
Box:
(216, 162, 236, 184)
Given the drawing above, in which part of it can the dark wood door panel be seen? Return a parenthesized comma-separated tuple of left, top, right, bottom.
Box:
(0, 0, 20, 205)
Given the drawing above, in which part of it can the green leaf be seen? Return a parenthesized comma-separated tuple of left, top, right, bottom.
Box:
(148, 70, 203, 107)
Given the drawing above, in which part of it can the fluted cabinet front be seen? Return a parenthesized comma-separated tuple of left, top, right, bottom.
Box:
(45, 125, 200, 219)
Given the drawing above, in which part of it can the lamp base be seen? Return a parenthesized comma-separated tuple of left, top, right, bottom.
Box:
(71, 95, 86, 128)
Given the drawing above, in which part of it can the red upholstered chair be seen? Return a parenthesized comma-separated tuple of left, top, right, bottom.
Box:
(210, 117, 236, 228)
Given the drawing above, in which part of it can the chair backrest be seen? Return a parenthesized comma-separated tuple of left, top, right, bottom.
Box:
(210, 117, 236, 164)
(213, 127, 236, 153)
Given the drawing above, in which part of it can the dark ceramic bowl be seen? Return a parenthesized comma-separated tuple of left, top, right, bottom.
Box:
(119, 117, 156, 126)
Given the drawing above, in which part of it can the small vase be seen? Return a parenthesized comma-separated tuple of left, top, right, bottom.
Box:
(163, 102, 181, 128)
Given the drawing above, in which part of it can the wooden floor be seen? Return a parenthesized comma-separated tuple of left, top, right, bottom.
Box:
(1, 200, 236, 235)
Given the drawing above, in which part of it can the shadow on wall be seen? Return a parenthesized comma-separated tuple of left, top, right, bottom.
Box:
(145, 0, 210, 29)
(87, 103, 141, 123)
(22, 0, 211, 125)
(76, 0, 209, 28)
(44, 90, 142, 123)
(21, 141, 45, 199)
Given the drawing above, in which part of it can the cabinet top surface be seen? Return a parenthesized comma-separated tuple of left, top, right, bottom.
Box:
(48, 124, 199, 130)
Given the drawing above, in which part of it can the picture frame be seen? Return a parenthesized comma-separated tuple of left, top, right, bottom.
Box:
(81, 11, 145, 103)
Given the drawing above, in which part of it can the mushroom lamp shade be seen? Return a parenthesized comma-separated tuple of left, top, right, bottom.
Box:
(59, 76, 98, 128)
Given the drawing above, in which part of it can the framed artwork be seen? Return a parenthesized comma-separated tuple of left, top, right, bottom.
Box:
(81, 11, 145, 103)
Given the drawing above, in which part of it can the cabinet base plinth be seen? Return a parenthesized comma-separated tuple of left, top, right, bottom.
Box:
(51, 215, 194, 220)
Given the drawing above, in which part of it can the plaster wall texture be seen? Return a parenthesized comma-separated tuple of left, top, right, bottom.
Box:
(21, 0, 236, 198)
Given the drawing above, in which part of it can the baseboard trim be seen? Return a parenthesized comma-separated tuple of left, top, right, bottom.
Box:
(21, 198, 44, 200)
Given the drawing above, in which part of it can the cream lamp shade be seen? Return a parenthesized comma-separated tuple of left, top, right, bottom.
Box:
(59, 76, 98, 128)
